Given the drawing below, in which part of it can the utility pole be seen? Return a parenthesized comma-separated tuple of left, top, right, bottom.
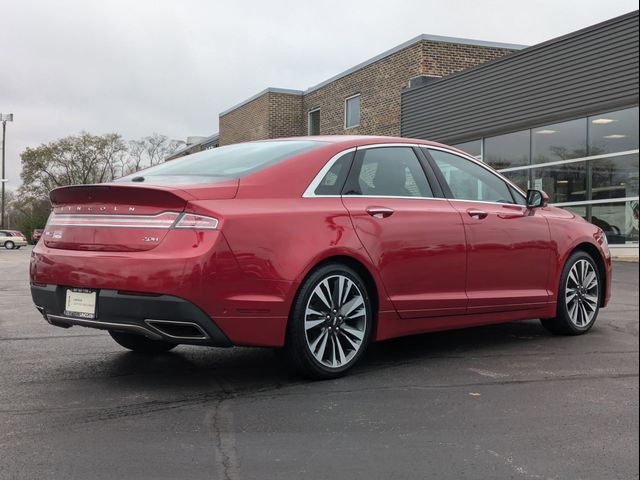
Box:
(1, 113, 14, 229)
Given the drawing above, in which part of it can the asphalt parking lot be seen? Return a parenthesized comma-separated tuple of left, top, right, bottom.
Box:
(0, 246, 638, 480)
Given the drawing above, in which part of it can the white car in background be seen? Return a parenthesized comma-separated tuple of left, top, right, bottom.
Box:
(0, 230, 28, 249)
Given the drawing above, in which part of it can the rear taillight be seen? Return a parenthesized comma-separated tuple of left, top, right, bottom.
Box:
(45, 211, 219, 230)
(174, 213, 219, 230)
(47, 212, 180, 229)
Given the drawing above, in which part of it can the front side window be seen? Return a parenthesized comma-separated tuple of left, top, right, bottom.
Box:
(429, 149, 517, 204)
(348, 147, 433, 198)
(344, 94, 361, 129)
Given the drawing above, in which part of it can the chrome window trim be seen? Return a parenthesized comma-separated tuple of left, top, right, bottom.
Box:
(304, 142, 529, 205)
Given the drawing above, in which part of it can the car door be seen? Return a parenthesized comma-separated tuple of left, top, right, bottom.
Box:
(425, 147, 553, 313)
(341, 145, 468, 318)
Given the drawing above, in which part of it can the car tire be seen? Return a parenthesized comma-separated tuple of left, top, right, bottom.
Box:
(284, 263, 373, 379)
(4, 241, 15, 250)
(109, 330, 177, 354)
(541, 251, 602, 336)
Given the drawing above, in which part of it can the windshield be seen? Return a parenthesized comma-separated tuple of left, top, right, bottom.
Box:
(116, 140, 326, 183)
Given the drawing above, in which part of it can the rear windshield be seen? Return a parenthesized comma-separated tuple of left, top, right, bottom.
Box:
(116, 140, 325, 183)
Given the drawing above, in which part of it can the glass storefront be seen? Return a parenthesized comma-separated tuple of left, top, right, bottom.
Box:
(453, 106, 639, 244)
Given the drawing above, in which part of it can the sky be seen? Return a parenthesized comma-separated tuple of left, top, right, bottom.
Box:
(1, 0, 637, 191)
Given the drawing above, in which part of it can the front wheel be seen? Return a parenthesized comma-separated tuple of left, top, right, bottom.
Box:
(109, 330, 177, 354)
(541, 251, 602, 335)
(284, 263, 373, 379)
(4, 241, 15, 250)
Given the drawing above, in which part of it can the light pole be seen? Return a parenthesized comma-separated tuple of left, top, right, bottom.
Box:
(1, 113, 13, 229)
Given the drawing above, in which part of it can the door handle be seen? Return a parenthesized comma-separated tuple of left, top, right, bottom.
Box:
(467, 208, 488, 219)
(366, 207, 394, 218)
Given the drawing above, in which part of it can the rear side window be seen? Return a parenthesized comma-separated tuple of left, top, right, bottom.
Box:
(428, 149, 515, 204)
(314, 151, 354, 195)
(346, 147, 433, 197)
(116, 140, 326, 183)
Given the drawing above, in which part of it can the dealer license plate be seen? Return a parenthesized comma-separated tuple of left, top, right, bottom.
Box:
(64, 288, 97, 319)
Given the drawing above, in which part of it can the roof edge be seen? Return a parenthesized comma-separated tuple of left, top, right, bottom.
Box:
(304, 34, 525, 94)
(219, 87, 303, 117)
(402, 9, 640, 96)
(219, 34, 525, 117)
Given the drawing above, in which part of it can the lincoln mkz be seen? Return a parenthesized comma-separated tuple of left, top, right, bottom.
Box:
(30, 136, 611, 378)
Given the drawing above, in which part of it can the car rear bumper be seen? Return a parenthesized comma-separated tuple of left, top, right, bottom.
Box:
(31, 284, 232, 346)
(30, 231, 293, 347)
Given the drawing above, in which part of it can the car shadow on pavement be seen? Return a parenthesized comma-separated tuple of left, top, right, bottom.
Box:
(89, 318, 553, 390)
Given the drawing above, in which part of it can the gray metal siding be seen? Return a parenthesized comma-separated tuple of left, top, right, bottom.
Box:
(401, 11, 639, 144)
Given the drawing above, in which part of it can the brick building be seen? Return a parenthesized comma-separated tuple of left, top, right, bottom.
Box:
(218, 34, 523, 145)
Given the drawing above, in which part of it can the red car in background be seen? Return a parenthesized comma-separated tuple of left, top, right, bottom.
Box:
(30, 136, 611, 378)
(31, 229, 44, 244)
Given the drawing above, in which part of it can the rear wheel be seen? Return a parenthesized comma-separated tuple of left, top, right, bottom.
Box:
(284, 263, 372, 379)
(541, 251, 602, 335)
(109, 330, 177, 354)
(4, 241, 15, 250)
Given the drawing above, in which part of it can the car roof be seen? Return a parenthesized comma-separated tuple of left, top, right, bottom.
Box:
(260, 135, 449, 149)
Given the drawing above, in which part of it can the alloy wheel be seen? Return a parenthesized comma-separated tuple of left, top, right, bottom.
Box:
(565, 259, 599, 328)
(304, 274, 367, 369)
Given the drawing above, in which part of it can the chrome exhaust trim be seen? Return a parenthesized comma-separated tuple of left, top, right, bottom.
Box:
(144, 319, 210, 340)
(46, 314, 162, 340)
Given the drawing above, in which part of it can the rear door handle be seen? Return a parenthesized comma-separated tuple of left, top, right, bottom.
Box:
(467, 208, 488, 219)
(366, 207, 394, 218)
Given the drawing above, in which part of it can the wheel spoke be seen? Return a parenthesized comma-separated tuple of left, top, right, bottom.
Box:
(583, 294, 598, 308)
(340, 296, 364, 317)
(580, 303, 590, 325)
(314, 282, 333, 310)
(568, 300, 579, 324)
(314, 329, 330, 362)
(339, 330, 359, 350)
(305, 318, 325, 330)
(583, 271, 596, 290)
(341, 325, 364, 340)
(568, 269, 580, 287)
(309, 328, 327, 351)
(335, 335, 347, 365)
(565, 289, 577, 302)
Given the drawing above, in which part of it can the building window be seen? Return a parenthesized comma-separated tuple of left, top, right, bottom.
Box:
(588, 107, 639, 155)
(532, 118, 587, 164)
(308, 108, 320, 135)
(452, 139, 482, 159)
(484, 130, 530, 169)
(418, 106, 639, 244)
(344, 94, 361, 129)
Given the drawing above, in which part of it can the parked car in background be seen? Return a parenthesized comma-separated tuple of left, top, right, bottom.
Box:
(30, 136, 611, 378)
(31, 229, 44, 244)
(1, 230, 28, 249)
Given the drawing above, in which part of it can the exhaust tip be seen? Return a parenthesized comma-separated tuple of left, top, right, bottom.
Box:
(144, 319, 209, 340)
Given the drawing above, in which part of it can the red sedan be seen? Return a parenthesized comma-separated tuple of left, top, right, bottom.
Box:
(30, 136, 611, 378)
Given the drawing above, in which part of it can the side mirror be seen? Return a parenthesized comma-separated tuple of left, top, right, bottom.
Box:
(526, 189, 549, 208)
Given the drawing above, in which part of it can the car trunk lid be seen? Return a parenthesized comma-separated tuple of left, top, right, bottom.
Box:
(45, 181, 236, 252)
